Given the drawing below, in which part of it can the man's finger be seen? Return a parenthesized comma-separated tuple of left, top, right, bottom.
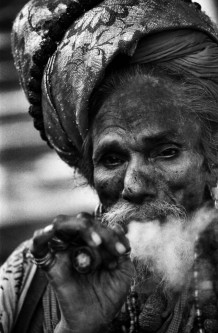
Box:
(94, 228, 130, 270)
(30, 224, 55, 257)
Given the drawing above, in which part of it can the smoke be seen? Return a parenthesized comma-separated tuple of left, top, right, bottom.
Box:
(103, 201, 216, 291)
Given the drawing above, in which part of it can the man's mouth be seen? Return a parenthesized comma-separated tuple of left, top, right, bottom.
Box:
(102, 199, 186, 230)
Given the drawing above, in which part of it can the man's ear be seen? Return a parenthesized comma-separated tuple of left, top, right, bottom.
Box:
(206, 164, 218, 208)
(206, 163, 218, 188)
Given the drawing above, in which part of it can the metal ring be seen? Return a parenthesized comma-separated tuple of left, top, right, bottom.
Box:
(31, 251, 55, 270)
(71, 246, 95, 274)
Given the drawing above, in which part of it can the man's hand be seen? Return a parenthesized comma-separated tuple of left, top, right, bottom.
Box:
(30, 213, 134, 333)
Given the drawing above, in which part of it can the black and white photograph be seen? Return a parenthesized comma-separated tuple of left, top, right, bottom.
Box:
(1, 1, 218, 332)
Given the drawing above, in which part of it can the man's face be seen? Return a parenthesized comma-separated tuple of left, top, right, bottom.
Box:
(91, 75, 214, 289)
(91, 75, 210, 219)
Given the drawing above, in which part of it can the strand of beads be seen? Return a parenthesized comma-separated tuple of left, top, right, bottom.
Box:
(193, 235, 205, 333)
(193, 230, 218, 333)
(126, 286, 139, 333)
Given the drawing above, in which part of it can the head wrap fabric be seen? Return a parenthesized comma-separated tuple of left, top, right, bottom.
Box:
(130, 30, 218, 81)
(12, 0, 218, 168)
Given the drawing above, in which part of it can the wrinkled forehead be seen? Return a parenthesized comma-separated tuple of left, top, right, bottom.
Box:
(92, 75, 201, 146)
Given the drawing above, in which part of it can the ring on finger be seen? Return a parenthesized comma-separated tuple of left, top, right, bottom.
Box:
(31, 251, 55, 270)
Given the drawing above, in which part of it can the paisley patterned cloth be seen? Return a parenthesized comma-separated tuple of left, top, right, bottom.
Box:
(0, 241, 36, 333)
(12, 0, 218, 167)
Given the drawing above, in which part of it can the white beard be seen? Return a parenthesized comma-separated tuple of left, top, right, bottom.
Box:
(103, 202, 216, 291)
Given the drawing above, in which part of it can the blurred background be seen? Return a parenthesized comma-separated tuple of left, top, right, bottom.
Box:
(0, 0, 218, 264)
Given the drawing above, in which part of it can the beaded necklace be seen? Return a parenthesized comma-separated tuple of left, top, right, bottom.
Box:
(193, 235, 205, 333)
(126, 286, 139, 333)
(192, 228, 218, 333)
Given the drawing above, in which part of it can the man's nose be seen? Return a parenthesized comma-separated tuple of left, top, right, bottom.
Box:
(121, 158, 156, 204)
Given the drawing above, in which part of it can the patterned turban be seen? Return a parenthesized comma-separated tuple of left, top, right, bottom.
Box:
(12, 0, 218, 169)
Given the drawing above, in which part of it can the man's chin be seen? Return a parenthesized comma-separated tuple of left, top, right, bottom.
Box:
(132, 257, 190, 294)
(132, 258, 171, 294)
(127, 220, 194, 292)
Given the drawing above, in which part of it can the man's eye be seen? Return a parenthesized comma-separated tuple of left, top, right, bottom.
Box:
(101, 154, 124, 168)
(160, 148, 179, 157)
(151, 147, 180, 159)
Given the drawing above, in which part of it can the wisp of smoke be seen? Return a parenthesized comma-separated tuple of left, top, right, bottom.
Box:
(103, 201, 216, 291)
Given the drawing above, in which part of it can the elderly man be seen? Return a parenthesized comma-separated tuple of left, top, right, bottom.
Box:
(1, 0, 218, 332)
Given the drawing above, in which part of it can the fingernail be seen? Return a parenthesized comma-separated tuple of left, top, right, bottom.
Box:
(115, 242, 126, 254)
(91, 231, 102, 246)
(44, 225, 54, 233)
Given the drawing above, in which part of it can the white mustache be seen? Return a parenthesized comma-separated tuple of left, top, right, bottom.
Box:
(102, 199, 186, 229)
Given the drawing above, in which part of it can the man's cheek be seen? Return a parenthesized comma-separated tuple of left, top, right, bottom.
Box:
(94, 169, 124, 206)
(167, 167, 206, 210)
(181, 170, 206, 209)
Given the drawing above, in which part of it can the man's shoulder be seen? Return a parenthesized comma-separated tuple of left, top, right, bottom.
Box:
(1, 239, 33, 271)
(0, 239, 36, 303)
(0, 239, 36, 333)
